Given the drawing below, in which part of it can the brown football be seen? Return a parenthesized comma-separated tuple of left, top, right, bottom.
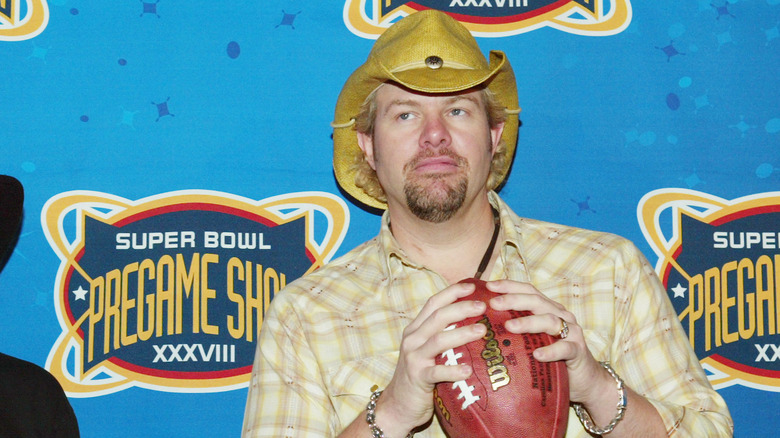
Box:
(433, 278, 569, 438)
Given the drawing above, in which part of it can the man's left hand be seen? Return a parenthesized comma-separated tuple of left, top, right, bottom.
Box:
(484, 279, 613, 408)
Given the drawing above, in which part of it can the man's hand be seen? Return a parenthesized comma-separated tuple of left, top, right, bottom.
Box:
(484, 280, 667, 437)
(483, 280, 608, 405)
(340, 281, 489, 438)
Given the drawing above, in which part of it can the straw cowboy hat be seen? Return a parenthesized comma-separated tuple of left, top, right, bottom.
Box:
(0, 175, 23, 270)
(331, 9, 520, 210)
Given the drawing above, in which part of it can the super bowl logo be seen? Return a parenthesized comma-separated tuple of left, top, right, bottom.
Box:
(639, 189, 780, 391)
(342, 0, 631, 38)
(0, 0, 49, 41)
(42, 190, 348, 396)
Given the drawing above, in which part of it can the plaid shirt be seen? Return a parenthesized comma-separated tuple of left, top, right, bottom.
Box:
(242, 192, 733, 437)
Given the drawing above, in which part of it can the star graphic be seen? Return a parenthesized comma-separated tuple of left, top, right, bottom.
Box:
(671, 283, 687, 299)
(72, 286, 88, 301)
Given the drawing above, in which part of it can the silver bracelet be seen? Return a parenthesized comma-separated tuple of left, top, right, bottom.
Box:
(572, 361, 627, 435)
(366, 390, 413, 438)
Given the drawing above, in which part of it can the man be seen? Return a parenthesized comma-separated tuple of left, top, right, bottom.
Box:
(242, 10, 733, 437)
(0, 175, 81, 438)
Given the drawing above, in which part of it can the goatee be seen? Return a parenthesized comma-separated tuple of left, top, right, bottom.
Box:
(403, 149, 469, 223)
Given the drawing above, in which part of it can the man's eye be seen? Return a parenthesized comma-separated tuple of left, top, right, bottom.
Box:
(398, 113, 412, 120)
(450, 108, 465, 116)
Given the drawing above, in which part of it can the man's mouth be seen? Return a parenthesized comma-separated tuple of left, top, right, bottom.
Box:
(414, 156, 459, 173)
(406, 150, 465, 176)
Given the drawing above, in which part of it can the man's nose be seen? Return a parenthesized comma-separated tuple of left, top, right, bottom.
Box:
(419, 115, 451, 149)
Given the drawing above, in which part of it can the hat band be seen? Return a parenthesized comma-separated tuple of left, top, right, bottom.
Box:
(331, 119, 356, 129)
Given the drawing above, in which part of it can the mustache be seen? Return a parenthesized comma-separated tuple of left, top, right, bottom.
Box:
(403, 148, 468, 173)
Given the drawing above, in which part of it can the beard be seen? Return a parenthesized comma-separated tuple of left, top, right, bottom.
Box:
(403, 148, 469, 223)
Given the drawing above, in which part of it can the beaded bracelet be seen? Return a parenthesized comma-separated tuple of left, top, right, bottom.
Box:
(572, 361, 627, 435)
(366, 390, 414, 438)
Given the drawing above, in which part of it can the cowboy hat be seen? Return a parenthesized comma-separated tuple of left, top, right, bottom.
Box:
(332, 9, 520, 210)
(0, 175, 23, 271)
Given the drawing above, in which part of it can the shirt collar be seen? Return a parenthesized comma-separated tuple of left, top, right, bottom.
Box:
(488, 191, 531, 282)
(377, 191, 530, 283)
(378, 211, 425, 283)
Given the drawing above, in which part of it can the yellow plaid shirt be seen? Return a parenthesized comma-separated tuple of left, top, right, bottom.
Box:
(242, 193, 733, 437)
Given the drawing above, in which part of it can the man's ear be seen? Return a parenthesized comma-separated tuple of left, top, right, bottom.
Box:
(490, 122, 505, 155)
(356, 131, 377, 170)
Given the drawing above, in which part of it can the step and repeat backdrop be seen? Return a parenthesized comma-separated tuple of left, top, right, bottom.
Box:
(1, 1, 778, 436)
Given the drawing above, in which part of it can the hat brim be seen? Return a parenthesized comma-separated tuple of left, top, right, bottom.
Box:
(333, 50, 519, 210)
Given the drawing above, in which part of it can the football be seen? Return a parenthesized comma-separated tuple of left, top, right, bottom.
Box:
(433, 278, 569, 438)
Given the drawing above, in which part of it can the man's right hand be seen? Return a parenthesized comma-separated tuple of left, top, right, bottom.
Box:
(339, 281, 488, 438)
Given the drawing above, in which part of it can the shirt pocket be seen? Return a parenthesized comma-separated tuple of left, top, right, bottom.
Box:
(326, 352, 400, 427)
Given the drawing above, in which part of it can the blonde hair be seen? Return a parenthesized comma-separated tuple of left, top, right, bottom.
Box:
(351, 85, 509, 203)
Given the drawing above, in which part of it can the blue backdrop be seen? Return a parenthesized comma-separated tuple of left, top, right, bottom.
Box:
(1, 1, 778, 436)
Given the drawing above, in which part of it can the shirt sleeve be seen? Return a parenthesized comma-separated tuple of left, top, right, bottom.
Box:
(242, 291, 339, 438)
(611, 240, 734, 437)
